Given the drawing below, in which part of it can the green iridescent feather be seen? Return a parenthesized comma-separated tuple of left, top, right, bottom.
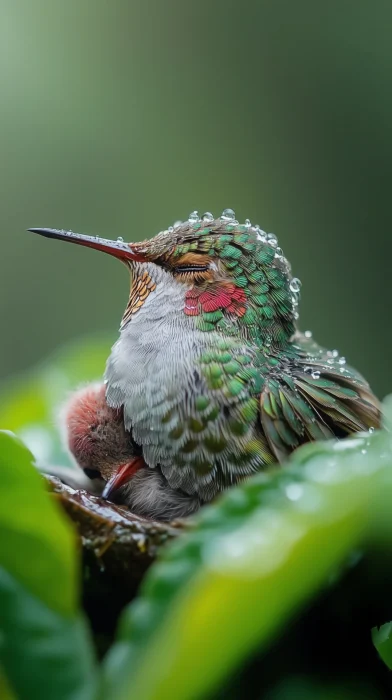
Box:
(142, 216, 381, 491)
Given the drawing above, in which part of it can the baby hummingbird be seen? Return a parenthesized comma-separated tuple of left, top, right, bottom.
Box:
(29, 210, 380, 520)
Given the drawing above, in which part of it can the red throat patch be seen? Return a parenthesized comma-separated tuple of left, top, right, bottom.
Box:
(184, 283, 247, 317)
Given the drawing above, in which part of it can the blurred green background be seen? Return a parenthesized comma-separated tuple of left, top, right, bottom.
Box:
(0, 0, 391, 398)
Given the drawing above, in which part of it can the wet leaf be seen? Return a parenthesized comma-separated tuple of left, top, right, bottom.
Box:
(0, 431, 97, 699)
(0, 430, 76, 616)
(0, 335, 111, 466)
(372, 621, 392, 671)
(102, 400, 392, 700)
(0, 567, 96, 700)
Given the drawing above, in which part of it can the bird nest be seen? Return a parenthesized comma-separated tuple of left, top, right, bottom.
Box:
(44, 475, 185, 653)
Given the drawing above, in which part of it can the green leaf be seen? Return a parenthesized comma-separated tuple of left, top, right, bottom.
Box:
(372, 622, 392, 670)
(0, 334, 112, 467)
(0, 430, 97, 699)
(0, 567, 97, 700)
(0, 430, 76, 616)
(265, 675, 375, 700)
(102, 403, 392, 700)
(0, 666, 17, 700)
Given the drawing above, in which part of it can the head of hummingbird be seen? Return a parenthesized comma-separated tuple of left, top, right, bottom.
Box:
(29, 210, 300, 347)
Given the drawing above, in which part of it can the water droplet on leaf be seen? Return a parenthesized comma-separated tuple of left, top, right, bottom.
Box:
(285, 483, 303, 501)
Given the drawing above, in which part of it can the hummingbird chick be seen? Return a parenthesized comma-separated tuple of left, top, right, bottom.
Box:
(30, 210, 381, 521)
(60, 383, 201, 519)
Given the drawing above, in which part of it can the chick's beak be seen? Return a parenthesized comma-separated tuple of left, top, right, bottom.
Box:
(28, 228, 147, 262)
(102, 457, 145, 500)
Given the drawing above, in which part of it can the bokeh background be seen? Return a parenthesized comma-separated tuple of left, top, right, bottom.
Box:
(0, 1, 391, 398)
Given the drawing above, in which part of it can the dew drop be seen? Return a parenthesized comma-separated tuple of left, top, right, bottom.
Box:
(294, 311, 299, 320)
(221, 208, 235, 221)
(331, 349, 339, 358)
(312, 371, 320, 379)
(275, 246, 283, 256)
(304, 330, 312, 338)
(285, 483, 303, 501)
(116, 236, 124, 243)
(173, 220, 182, 228)
(168, 226, 174, 233)
(202, 212, 214, 222)
(339, 367, 346, 373)
(338, 357, 346, 365)
(254, 225, 267, 242)
(267, 233, 278, 248)
(188, 211, 200, 223)
(369, 427, 375, 434)
(290, 278, 302, 294)
(244, 218, 251, 228)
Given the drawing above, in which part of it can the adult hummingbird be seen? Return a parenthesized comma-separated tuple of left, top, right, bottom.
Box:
(29, 210, 381, 520)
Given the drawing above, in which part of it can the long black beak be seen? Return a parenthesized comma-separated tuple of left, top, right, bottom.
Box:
(28, 228, 146, 262)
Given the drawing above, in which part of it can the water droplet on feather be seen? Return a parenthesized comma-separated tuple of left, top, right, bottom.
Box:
(267, 233, 278, 247)
(188, 211, 200, 223)
(290, 278, 302, 293)
(221, 208, 236, 221)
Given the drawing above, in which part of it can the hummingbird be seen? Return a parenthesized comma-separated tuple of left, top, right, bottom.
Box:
(29, 210, 381, 520)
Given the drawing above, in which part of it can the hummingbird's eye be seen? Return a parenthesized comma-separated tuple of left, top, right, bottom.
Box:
(84, 468, 101, 480)
(168, 252, 213, 280)
(174, 264, 210, 274)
